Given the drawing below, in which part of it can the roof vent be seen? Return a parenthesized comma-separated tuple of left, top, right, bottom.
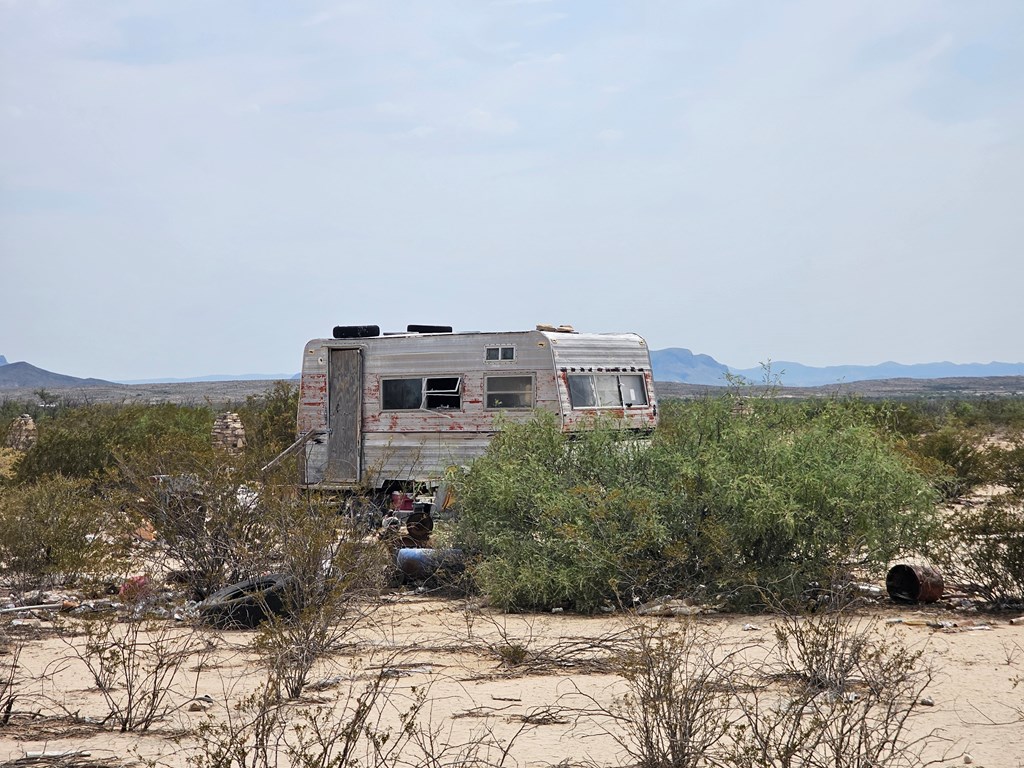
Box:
(407, 324, 453, 334)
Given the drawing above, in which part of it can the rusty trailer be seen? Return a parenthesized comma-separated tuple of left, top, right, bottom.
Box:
(290, 324, 658, 491)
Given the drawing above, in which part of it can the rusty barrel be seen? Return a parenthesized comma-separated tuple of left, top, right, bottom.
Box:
(886, 564, 944, 604)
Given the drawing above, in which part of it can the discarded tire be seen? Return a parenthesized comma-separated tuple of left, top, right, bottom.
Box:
(198, 574, 292, 629)
(333, 325, 380, 339)
(396, 548, 465, 582)
(886, 564, 944, 604)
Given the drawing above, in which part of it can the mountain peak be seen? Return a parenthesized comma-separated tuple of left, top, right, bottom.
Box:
(0, 355, 7, 366)
(0, 361, 115, 390)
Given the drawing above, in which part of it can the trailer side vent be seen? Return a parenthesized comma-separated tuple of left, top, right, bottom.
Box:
(333, 325, 381, 339)
(407, 325, 453, 334)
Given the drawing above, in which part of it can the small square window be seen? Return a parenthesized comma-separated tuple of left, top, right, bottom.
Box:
(485, 346, 515, 362)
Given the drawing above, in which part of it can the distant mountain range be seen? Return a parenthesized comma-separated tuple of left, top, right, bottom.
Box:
(4, 350, 1024, 391)
(0, 360, 116, 389)
(119, 373, 299, 384)
(650, 348, 1024, 387)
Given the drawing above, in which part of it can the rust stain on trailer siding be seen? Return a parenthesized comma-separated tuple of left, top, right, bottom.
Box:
(300, 373, 327, 405)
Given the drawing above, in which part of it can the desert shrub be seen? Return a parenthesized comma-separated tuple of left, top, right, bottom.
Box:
(727, 610, 935, 768)
(0, 474, 126, 594)
(14, 403, 212, 483)
(0, 635, 23, 725)
(902, 425, 994, 500)
(58, 613, 212, 732)
(454, 397, 937, 611)
(120, 442, 269, 599)
(931, 494, 1024, 604)
(655, 397, 938, 605)
(189, 663, 427, 768)
(991, 434, 1024, 491)
(564, 611, 936, 768)
(454, 413, 674, 611)
(252, 488, 391, 699)
(236, 381, 299, 463)
(608, 623, 736, 768)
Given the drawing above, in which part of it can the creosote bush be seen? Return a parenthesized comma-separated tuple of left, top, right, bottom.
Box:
(120, 442, 270, 599)
(188, 663, 427, 768)
(251, 489, 391, 700)
(13, 402, 212, 484)
(727, 610, 936, 768)
(454, 397, 938, 611)
(57, 612, 212, 732)
(565, 610, 937, 768)
(0, 474, 126, 595)
(932, 494, 1024, 604)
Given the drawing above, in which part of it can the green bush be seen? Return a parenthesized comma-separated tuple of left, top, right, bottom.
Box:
(656, 398, 938, 604)
(933, 493, 1024, 604)
(454, 413, 672, 612)
(0, 475, 125, 593)
(454, 397, 938, 611)
(902, 425, 993, 500)
(236, 381, 299, 462)
(13, 403, 212, 484)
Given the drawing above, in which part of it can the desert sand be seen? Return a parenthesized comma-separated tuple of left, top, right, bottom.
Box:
(2, 592, 1023, 768)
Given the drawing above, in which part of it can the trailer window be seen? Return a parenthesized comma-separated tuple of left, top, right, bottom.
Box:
(425, 377, 461, 409)
(618, 374, 649, 406)
(568, 374, 648, 409)
(382, 377, 463, 410)
(382, 378, 423, 410)
(485, 375, 534, 409)
(485, 346, 515, 362)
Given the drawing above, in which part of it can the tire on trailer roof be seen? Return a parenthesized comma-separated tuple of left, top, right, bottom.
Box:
(198, 574, 293, 629)
(332, 325, 380, 339)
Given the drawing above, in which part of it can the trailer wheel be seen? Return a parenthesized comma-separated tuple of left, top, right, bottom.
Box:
(198, 574, 293, 629)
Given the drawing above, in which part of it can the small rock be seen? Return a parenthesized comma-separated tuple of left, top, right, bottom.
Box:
(307, 675, 345, 692)
(963, 754, 973, 764)
(919, 696, 935, 707)
(742, 623, 761, 631)
(188, 695, 215, 712)
(551, 607, 564, 613)
(671, 605, 702, 616)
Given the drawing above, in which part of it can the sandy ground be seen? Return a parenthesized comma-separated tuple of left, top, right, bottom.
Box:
(2, 593, 1023, 768)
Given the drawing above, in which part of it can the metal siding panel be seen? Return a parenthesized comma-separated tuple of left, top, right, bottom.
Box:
(363, 432, 496, 484)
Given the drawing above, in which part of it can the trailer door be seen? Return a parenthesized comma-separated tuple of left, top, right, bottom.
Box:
(325, 348, 362, 483)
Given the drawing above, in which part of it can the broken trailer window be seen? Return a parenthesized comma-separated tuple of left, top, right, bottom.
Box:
(424, 377, 461, 409)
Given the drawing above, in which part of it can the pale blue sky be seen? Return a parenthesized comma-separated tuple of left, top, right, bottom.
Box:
(2, 1, 1022, 380)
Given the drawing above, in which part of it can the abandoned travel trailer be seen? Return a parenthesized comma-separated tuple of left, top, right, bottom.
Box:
(285, 324, 659, 492)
